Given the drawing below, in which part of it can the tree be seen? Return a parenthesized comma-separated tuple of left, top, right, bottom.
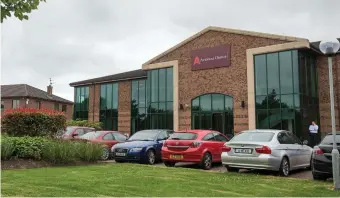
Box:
(1, 0, 46, 23)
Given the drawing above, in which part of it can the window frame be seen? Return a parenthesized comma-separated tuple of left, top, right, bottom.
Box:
(202, 133, 215, 141)
(12, 99, 20, 109)
(103, 133, 115, 140)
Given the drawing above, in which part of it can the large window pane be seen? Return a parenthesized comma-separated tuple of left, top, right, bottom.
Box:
(158, 102, 166, 112)
(200, 94, 211, 111)
(138, 80, 146, 107)
(159, 69, 166, 102)
(151, 70, 159, 102)
(281, 109, 295, 132)
(212, 94, 224, 111)
(292, 50, 299, 93)
(269, 109, 281, 129)
(267, 52, 280, 94)
(256, 96, 267, 109)
(299, 54, 306, 94)
(310, 57, 316, 97)
(254, 54, 267, 95)
(192, 98, 200, 111)
(225, 96, 233, 111)
(113, 83, 118, 109)
(166, 67, 173, 101)
(132, 81, 138, 102)
(267, 92, 280, 109)
(280, 94, 294, 109)
(256, 110, 269, 129)
(166, 102, 173, 112)
(279, 51, 293, 94)
(100, 84, 106, 110)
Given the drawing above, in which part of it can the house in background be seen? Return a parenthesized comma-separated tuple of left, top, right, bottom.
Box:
(1, 84, 73, 119)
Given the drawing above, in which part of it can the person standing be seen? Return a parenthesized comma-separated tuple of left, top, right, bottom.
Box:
(309, 121, 319, 147)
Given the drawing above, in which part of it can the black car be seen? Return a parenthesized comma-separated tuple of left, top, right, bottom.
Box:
(311, 132, 340, 180)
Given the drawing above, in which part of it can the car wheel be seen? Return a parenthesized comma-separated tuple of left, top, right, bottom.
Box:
(101, 148, 110, 160)
(225, 165, 239, 172)
(200, 152, 212, 170)
(164, 161, 176, 167)
(146, 150, 156, 165)
(279, 157, 290, 177)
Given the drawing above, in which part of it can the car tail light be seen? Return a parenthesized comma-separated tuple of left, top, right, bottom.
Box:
(163, 141, 167, 147)
(313, 146, 324, 155)
(191, 141, 202, 148)
(222, 145, 231, 152)
(255, 146, 272, 154)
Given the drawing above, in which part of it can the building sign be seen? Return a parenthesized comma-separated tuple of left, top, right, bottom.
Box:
(191, 45, 231, 70)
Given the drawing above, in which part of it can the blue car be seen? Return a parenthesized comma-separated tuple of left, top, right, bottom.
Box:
(111, 129, 173, 164)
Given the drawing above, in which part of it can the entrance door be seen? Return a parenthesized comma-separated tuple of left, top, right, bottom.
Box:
(212, 113, 223, 133)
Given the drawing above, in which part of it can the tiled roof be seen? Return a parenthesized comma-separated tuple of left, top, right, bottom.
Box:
(1, 84, 73, 104)
(69, 69, 147, 87)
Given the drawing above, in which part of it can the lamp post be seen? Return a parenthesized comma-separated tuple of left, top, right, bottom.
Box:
(319, 39, 340, 190)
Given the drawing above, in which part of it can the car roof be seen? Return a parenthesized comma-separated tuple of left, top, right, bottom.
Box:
(68, 126, 94, 129)
(176, 129, 214, 134)
(241, 129, 284, 134)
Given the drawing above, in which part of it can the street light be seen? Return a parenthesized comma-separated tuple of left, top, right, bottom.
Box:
(319, 38, 340, 190)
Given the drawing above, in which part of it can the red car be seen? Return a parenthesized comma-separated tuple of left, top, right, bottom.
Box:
(61, 126, 95, 140)
(79, 131, 128, 160)
(161, 130, 230, 170)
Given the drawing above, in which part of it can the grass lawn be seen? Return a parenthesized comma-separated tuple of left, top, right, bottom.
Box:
(1, 163, 339, 197)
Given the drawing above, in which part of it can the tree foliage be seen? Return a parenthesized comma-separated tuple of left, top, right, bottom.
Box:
(1, 0, 46, 22)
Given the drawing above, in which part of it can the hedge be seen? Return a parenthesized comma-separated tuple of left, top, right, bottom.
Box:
(1, 108, 66, 137)
(1, 136, 103, 164)
(67, 119, 103, 130)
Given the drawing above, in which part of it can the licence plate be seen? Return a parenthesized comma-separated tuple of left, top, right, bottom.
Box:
(115, 152, 126, 157)
(234, 148, 252, 154)
(170, 154, 183, 160)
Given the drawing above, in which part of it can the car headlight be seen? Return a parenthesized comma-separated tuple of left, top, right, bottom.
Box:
(130, 147, 143, 152)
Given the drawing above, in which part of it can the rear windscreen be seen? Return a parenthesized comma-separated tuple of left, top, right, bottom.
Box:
(231, 132, 274, 142)
(169, 132, 197, 140)
(321, 135, 340, 144)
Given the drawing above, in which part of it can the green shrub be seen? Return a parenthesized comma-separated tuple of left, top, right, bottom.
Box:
(67, 120, 103, 130)
(1, 140, 15, 160)
(75, 141, 103, 162)
(1, 108, 67, 137)
(41, 140, 77, 164)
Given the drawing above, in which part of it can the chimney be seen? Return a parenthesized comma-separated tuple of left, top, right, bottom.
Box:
(47, 85, 53, 95)
(47, 78, 53, 95)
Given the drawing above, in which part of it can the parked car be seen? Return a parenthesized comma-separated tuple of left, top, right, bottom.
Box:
(79, 131, 128, 160)
(312, 132, 340, 180)
(61, 126, 95, 140)
(221, 129, 312, 176)
(161, 130, 230, 170)
(111, 129, 173, 164)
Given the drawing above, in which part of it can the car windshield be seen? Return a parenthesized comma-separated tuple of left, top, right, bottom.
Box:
(231, 132, 274, 142)
(80, 131, 103, 140)
(128, 130, 158, 141)
(64, 127, 75, 135)
(321, 134, 340, 144)
(169, 132, 197, 140)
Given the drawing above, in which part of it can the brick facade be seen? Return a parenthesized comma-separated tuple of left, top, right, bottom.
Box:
(148, 30, 289, 132)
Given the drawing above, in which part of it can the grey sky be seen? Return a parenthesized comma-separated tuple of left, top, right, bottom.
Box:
(1, 0, 339, 101)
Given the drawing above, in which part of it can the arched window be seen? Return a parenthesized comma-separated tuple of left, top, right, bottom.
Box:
(191, 93, 234, 135)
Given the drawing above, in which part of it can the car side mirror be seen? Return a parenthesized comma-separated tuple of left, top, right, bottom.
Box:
(303, 140, 308, 145)
(72, 133, 78, 137)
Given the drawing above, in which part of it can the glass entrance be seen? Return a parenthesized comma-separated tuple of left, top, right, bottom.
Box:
(191, 93, 234, 135)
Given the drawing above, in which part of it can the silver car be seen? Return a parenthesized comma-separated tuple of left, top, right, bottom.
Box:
(221, 129, 312, 176)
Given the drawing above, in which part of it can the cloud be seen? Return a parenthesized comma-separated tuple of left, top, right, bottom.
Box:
(1, 0, 339, 101)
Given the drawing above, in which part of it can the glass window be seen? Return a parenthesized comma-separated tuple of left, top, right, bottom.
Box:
(103, 133, 114, 140)
(75, 128, 85, 136)
(100, 83, 118, 130)
(200, 94, 211, 111)
(62, 105, 67, 112)
(54, 103, 60, 111)
(225, 96, 233, 111)
(232, 132, 274, 142)
(113, 83, 118, 109)
(310, 57, 316, 97)
(12, 100, 20, 109)
(279, 51, 293, 94)
(202, 133, 215, 141)
(280, 95, 294, 108)
(106, 84, 113, 109)
(213, 132, 228, 142)
(159, 69, 166, 102)
(1, 100, 4, 110)
(132, 81, 138, 102)
(277, 132, 294, 144)
(286, 131, 302, 144)
(256, 110, 269, 129)
(36, 101, 41, 109)
(113, 133, 128, 141)
(138, 80, 146, 107)
(212, 94, 224, 111)
(157, 131, 168, 140)
(321, 134, 340, 144)
(192, 98, 200, 111)
(292, 50, 299, 93)
(151, 70, 159, 102)
(129, 130, 158, 141)
(169, 132, 198, 140)
(254, 54, 267, 95)
(166, 67, 173, 101)
(268, 109, 281, 129)
(256, 96, 267, 109)
(267, 52, 280, 94)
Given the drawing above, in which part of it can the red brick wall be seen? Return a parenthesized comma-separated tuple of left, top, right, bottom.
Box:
(118, 81, 131, 134)
(317, 54, 340, 134)
(88, 84, 100, 122)
(1, 97, 73, 120)
(149, 30, 290, 132)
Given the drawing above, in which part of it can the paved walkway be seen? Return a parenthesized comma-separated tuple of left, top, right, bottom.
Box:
(104, 160, 312, 179)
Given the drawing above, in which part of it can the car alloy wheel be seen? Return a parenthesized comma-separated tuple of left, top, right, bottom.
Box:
(102, 148, 110, 160)
(147, 150, 156, 165)
(279, 157, 290, 176)
(200, 153, 212, 170)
